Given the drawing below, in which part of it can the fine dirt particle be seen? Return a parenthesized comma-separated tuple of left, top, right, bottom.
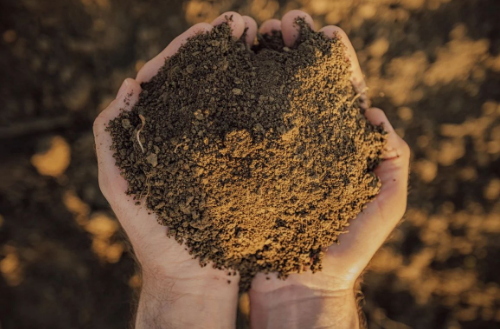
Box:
(107, 20, 386, 291)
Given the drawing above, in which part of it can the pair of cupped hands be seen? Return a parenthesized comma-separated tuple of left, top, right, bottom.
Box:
(94, 10, 409, 329)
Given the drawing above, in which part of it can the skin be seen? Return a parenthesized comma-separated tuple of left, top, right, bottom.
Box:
(93, 10, 410, 329)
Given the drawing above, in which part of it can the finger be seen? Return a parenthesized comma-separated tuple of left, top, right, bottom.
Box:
(94, 78, 142, 201)
(93, 78, 169, 242)
(211, 11, 246, 39)
(281, 10, 315, 47)
(319, 25, 368, 108)
(365, 108, 409, 161)
(326, 108, 410, 276)
(242, 15, 258, 45)
(136, 23, 213, 83)
(259, 19, 282, 35)
(362, 108, 409, 222)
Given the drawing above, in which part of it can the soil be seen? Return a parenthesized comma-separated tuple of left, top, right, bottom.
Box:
(1, 0, 500, 328)
(107, 21, 385, 290)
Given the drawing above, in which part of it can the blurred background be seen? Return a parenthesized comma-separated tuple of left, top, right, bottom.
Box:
(1, 0, 499, 328)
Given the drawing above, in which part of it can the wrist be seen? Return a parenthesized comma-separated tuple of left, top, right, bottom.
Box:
(136, 266, 239, 329)
(250, 285, 360, 329)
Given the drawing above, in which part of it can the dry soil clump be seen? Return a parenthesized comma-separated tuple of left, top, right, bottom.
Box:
(108, 21, 386, 291)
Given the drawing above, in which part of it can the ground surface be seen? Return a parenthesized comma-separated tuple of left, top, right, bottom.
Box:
(0, 0, 499, 328)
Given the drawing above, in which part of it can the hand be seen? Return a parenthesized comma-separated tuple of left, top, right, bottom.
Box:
(248, 10, 410, 329)
(93, 12, 258, 329)
(94, 9, 410, 329)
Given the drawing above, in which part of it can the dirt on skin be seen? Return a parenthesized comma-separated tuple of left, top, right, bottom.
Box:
(107, 20, 386, 291)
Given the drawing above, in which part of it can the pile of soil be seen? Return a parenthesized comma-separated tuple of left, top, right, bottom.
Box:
(107, 20, 386, 291)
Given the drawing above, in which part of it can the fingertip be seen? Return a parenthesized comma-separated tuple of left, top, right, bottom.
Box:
(319, 25, 347, 42)
(259, 19, 282, 35)
(281, 10, 314, 47)
(365, 108, 393, 131)
(242, 15, 258, 45)
(319, 26, 349, 51)
(211, 11, 245, 39)
(100, 78, 141, 118)
(365, 108, 410, 161)
(117, 78, 141, 100)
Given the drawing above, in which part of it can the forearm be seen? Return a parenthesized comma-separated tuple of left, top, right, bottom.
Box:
(250, 286, 359, 329)
(135, 272, 238, 329)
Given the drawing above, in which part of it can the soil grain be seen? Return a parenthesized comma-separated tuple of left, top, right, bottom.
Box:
(108, 21, 386, 291)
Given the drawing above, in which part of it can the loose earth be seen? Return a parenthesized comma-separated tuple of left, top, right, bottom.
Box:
(107, 20, 386, 291)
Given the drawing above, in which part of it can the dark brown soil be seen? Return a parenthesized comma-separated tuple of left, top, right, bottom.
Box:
(107, 21, 385, 291)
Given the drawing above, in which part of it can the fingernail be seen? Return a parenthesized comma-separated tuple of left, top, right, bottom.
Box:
(116, 79, 129, 99)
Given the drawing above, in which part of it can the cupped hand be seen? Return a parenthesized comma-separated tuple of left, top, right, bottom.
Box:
(93, 12, 258, 329)
(94, 9, 410, 329)
(249, 10, 410, 329)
